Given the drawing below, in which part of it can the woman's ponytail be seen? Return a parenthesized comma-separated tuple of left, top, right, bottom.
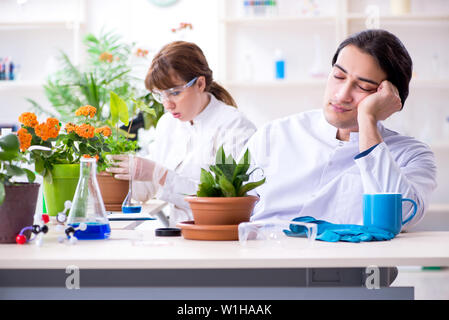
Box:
(208, 81, 237, 108)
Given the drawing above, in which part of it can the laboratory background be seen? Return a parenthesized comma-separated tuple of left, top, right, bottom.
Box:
(1, 1, 448, 226)
(0, 0, 449, 300)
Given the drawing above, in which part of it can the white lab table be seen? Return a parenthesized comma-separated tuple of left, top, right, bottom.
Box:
(0, 215, 448, 300)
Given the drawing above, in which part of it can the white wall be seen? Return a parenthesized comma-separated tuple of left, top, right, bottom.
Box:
(0, 0, 220, 125)
(86, 0, 220, 84)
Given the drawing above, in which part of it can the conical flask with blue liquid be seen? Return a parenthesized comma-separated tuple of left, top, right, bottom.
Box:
(122, 154, 142, 213)
(67, 157, 111, 240)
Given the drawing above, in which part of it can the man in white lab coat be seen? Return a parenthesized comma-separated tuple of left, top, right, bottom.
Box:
(245, 28, 438, 288)
(247, 29, 437, 231)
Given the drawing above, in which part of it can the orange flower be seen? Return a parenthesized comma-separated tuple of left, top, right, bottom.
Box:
(34, 123, 50, 141)
(18, 112, 38, 128)
(17, 128, 32, 151)
(46, 118, 60, 127)
(75, 105, 96, 118)
(94, 126, 112, 137)
(64, 122, 77, 134)
(46, 118, 60, 139)
(75, 123, 95, 139)
(136, 48, 149, 57)
(83, 154, 99, 160)
(34, 118, 60, 141)
(99, 52, 113, 63)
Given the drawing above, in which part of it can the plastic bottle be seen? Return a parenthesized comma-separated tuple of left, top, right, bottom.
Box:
(0, 58, 4, 81)
(269, 0, 278, 16)
(274, 49, 285, 80)
(3, 57, 10, 81)
(254, 0, 265, 16)
(9, 60, 15, 81)
(243, 0, 252, 17)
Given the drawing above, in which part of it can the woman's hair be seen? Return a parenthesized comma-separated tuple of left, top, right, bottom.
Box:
(145, 41, 237, 107)
(332, 29, 412, 108)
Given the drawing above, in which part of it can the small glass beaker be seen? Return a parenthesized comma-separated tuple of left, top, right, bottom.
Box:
(67, 157, 111, 240)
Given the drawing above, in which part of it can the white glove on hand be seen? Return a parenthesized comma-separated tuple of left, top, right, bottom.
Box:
(106, 154, 168, 201)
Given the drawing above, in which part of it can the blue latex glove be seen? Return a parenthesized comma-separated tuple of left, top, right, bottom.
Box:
(283, 216, 395, 243)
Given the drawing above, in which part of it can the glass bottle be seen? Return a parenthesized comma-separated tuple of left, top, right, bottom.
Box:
(67, 157, 111, 240)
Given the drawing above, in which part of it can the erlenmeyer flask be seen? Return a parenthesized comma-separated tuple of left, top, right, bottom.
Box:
(67, 157, 111, 240)
(122, 154, 142, 213)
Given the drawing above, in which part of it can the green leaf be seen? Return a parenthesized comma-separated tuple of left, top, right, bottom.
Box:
(0, 134, 20, 152)
(209, 165, 223, 183)
(33, 157, 44, 175)
(213, 145, 236, 183)
(215, 145, 226, 165)
(0, 151, 17, 161)
(84, 33, 99, 44)
(23, 169, 36, 183)
(132, 99, 157, 117)
(196, 169, 217, 197)
(79, 143, 89, 155)
(237, 178, 266, 197)
(6, 165, 25, 177)
(216, 163, 235, 183)
(110, 91, 129, 126)
(200, 168, 215, 187)
(197, 183, 221, 197)
(233, 149, 250, 182)
(218, 175, 236, 197)
(0, 183, 4, 205)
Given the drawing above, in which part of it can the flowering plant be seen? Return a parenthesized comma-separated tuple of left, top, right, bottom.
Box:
(18, 106, 111, 182)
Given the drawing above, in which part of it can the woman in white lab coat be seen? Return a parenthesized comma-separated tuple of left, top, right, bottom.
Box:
(107, 41, 257, 225)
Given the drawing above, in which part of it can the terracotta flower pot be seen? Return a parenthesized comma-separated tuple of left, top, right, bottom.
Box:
(0, 183, 40, 243)
(184, 195, 259, 225)
(97, 172, 129, 212)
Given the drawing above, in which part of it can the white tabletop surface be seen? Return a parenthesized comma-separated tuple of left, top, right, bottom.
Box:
(1, 218, 448, 269)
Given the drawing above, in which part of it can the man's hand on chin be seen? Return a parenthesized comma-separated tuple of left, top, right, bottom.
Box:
(356, 80, 402, 152)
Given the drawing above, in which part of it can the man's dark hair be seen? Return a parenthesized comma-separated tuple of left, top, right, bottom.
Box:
(332, 29, 412, 108)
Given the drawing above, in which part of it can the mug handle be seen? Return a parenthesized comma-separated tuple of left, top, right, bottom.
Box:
(402, 198, 418, 225)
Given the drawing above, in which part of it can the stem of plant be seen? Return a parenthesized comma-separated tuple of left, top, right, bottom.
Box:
(127, 118, 133, 138)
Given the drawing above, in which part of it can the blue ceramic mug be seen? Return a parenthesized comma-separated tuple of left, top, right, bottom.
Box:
(363, 193, 418, 235)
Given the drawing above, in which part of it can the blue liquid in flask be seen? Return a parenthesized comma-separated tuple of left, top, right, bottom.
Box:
(70, 222, 111, 240)
(122, 205, 142, 214)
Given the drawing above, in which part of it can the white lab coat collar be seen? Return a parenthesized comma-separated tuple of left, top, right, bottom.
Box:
(318, 109, 388, 145)
(189, 93, 218, 127)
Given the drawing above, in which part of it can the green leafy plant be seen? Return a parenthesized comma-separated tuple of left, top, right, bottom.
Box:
(0, 134, 36, 205)
(96, 91, 139, 172)
(27, 29, 163, 131)
(197, 146, 266, 197)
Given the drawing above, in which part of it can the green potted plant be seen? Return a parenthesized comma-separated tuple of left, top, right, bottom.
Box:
(95, 91, 160, 211)
(27, 29, 164, 138)
(0, 133, 39, 243)
(184, 146, 266, 226)
(18, 108, 110, 217)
